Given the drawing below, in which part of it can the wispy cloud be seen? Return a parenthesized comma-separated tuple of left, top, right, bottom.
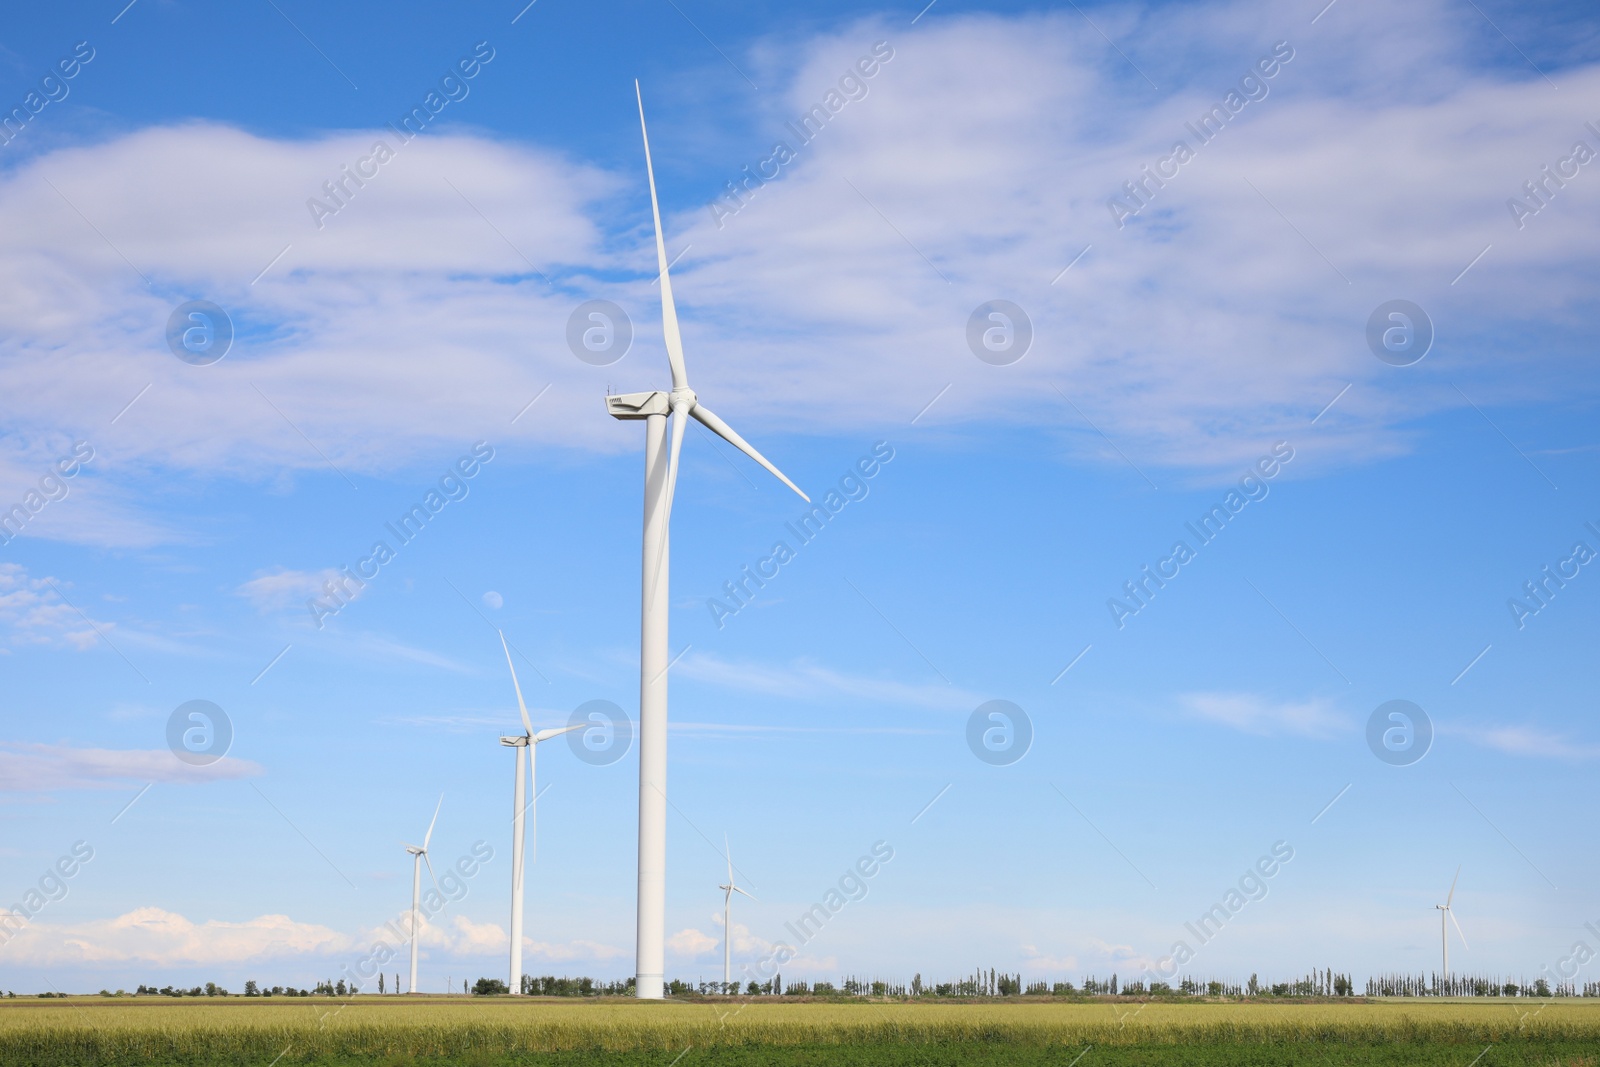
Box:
(0, 742, 260, 792)
(327, 631, 471, 672)
(237, 568, 345, 612)
(1179, 692, 1347, 740)
(1456, 723, 1600, 760)
(672, 721, 943, 737)
(677, 651, 980, 711)
(0, 564, 111, 650)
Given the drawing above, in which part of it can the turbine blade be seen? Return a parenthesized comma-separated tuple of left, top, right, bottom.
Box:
(527, 752, 538, 865)
(533, 723, 584, 743)
(664, 400, 689, 517)
(635, 81, 688, 392)
(423, 852, 445, 903)
(690, 403, 808, 502)
(733, 885, 757, 902)
(424, 794, 443, 850)
(724, 833, 733, 885)
(1447, 864, 1460, 907)
(500, 630, 534, 736)
(647, 405, 689, 599)
(1449, 908, 1468, 949)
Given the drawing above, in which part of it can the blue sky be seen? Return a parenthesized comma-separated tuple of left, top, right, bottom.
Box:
(1, 0, 1598, 994)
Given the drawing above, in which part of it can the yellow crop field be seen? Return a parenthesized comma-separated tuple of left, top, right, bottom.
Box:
(1, 995, 1598, 1065)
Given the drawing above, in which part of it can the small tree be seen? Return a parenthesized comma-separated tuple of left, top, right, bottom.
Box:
(473, 978, 509, 996)
(244, 981, 259, 997)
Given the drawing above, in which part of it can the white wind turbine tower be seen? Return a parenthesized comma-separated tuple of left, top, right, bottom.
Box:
(404, 795, 444, 994)
(719, 836, 755, 993)
(1435, 866, 1467, 981)
(498, 630, 581, 996)
(607, 82, 810, 999)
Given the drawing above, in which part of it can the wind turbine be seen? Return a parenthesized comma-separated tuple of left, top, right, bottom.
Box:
(498, 630, 581, 996)
(607, 82, 809, 999)
(718, 836, 755, 993)
(1435, 866, 1467, 980)
(404, 795, 443, 994)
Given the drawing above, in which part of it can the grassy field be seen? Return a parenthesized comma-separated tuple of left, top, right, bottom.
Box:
(1, 995, 1597, 1066)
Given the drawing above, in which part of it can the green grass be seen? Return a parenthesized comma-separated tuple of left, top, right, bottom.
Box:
(1, 995, 1596, 1066)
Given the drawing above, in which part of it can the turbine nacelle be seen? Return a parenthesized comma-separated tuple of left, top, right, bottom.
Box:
(606, 391, 669, 420)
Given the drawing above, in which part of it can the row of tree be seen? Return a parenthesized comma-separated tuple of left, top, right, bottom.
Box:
(1364, 974, 1600, 998)
(76, 970, 1600, 1000)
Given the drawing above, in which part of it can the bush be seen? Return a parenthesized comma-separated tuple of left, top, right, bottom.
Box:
(472, 978, 509, 996)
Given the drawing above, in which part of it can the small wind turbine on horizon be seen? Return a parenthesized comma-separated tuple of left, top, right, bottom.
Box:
(1435, 866, 1468, 979)
(498, 630, 582, 996)
(607, 81, 811, 1000)
(719, 836, 755, 993)
(404, 795, 444, 995)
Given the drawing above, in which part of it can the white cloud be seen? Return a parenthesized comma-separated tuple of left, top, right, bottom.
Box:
(0, 908, 349, 965)
(1020, 944, 1079, 973)
(421, 915, 506, 955)
(667, 927, 718, 957)
(1179, 692, 1346, 739)
(393, 911, 626, 963)
(0, 1, 1594, 551)
(0, 563, 110, 649)
(0, 742, 261, 791)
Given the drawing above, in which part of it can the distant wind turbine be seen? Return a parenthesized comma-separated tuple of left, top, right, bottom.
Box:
(1435, 866, 1467, 979)
(610, 81, 809, 1001)
(404, 795, 444, 994)
(719, 836, 755, 992)
(499, 630, 581, 996)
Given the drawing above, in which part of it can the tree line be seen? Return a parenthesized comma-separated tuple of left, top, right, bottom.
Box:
(64, 970, 1600, 1000)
